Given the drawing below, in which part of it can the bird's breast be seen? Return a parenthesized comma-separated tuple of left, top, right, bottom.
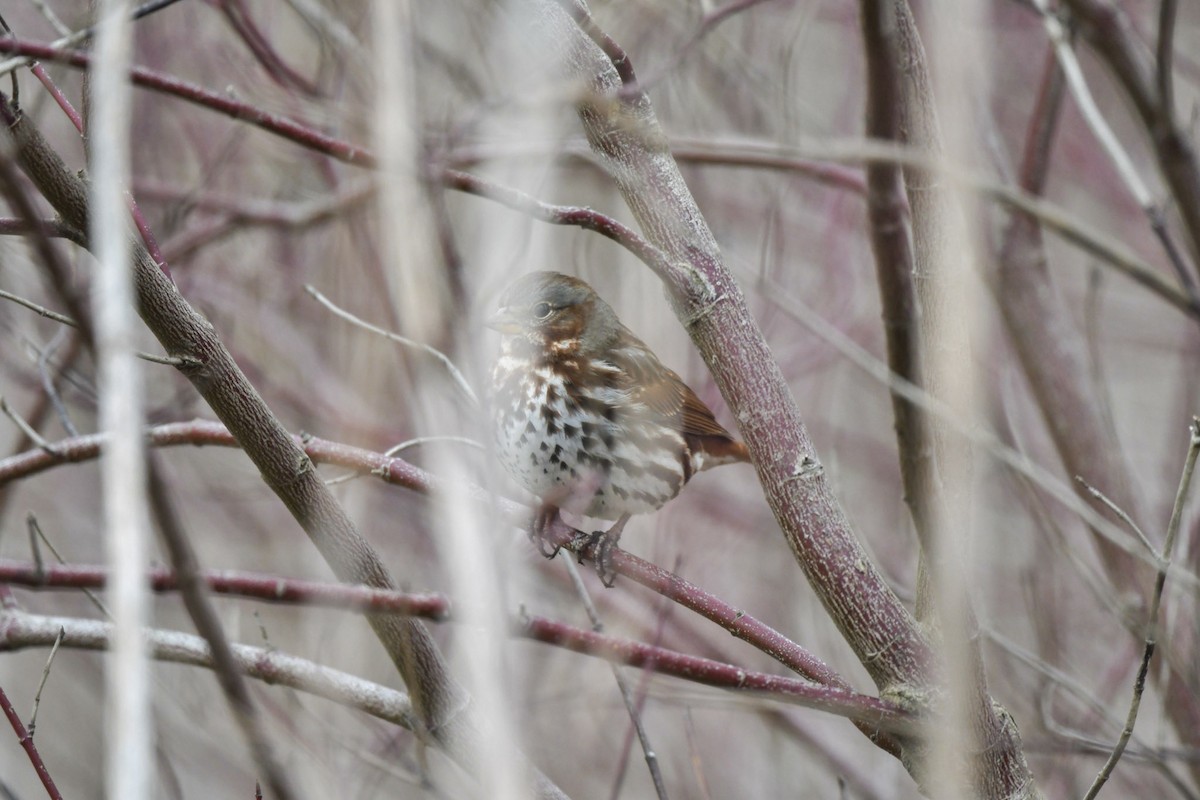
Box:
(491, 358, 691, 519)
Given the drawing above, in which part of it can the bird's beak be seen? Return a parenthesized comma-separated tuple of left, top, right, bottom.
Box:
(486, 307, 523, 335)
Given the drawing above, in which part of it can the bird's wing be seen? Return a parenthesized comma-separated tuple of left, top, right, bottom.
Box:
(609, 328, 735, 440)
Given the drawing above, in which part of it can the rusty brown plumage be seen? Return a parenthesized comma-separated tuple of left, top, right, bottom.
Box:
(488, 271, 750, 584)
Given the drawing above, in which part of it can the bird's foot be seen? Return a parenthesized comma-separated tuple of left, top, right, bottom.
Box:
(529, 506, 562, 559)
(572, 513, 631, 588)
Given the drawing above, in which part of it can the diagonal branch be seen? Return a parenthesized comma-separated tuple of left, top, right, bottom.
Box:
(1060, 0, 1200, 291)
(0, 37, 373, 167)
(535, 0, 932, 697)
(0, 680, 63, 800)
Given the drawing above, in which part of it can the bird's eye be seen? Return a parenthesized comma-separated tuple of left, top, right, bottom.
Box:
(532, 301, 553, 320)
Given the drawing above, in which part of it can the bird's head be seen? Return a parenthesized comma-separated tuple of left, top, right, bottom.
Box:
(488, 271, 619, 358)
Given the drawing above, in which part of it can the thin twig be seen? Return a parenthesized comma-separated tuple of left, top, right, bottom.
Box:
(617, 0, 779, 98)
(756, 278, 1195, 587)
(304, 284, 478, 405)
(26, 627, 63, 737)
(0, 288, 196, 366)
(0, 38, 375, 166)
(325, 436, 484, 486)
(145, 457, 299, 800)
(451, 137, 1199, 319)
(0, 395, 57, 455)
(609, 575, 675, 800)
(1030, 0, 1151, 208)
(26, 515, 109, 616)
(35, 329, 78, 438)
(0, 289, 75, 327)
(1032, 0, 1199, 303)
(383, 436, 482, 457)
(441, 168, 684, 287)
(27, 0, 72, 37)
(1083, 418, 1200, 799)
(1074, 476, 1157, 555)
(27, 515, 45, 583)
(562, 558, 668, 800)
(0, 558, 449, 617)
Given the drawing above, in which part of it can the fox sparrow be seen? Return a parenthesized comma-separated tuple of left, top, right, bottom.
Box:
(488, 271, 750, 584)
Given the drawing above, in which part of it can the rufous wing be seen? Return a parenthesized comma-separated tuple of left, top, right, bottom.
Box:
(611, 327, 750, 469)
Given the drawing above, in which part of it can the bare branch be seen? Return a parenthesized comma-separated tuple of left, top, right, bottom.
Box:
(1062, 0, 1200, 295)
(0, 608, 419, 730)
(26, 627, 63, 737)
(0, 681, 63, 799)
(0, 558, 450, 619)
(560, 558, 667, 800)
(1030, 0, 1198, 304)
(518, 613, 915, 735)
(0, 38, 374, 167)
(145, 459, 298, 799)
(305, 284, 477, 405)
(441, 167, 686, 286)
(1084, 419, 1200, 798)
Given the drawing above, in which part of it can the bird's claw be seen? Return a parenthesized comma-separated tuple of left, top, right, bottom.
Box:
(530, 528, 561, 559)
(571, 526, 622, 587)
(593, 529, 618, 587)
(529, 506, 562, 560)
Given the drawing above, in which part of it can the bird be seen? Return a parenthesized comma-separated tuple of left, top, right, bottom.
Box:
(487, 271, 750, 585)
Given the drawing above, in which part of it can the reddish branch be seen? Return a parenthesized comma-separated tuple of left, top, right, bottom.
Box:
(442, 168, 684, 285)
(997, 48, 1149, 595)
(0, 559, 450, 619)
(519, 614, 913, 735)
(0, 682, 63, 800)
(0, 37, 373, 167)
(215, 0, 320, 95)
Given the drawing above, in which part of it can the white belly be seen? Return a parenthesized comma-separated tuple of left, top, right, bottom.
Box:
(492, 364, 683, 519)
